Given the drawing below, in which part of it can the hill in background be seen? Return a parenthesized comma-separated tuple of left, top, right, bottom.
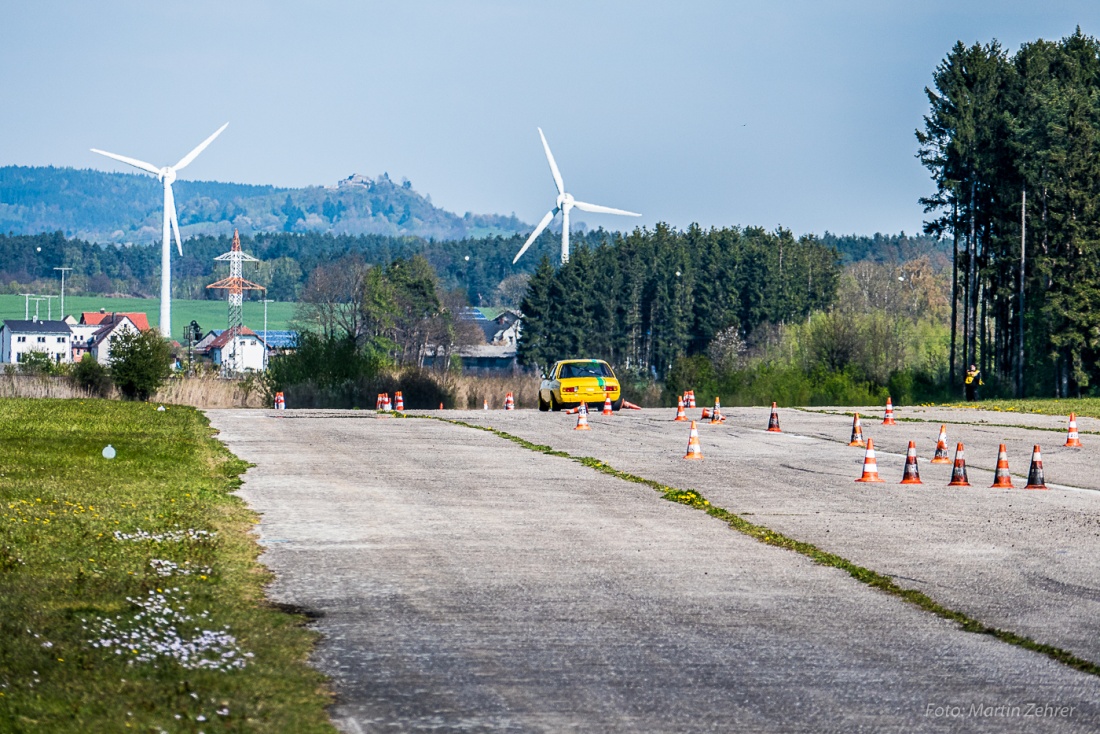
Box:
(0, 166, 530, 243)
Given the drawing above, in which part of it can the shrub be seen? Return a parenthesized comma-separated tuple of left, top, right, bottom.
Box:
(109, 330, 174, 400)
(71, 354, 112, 396)
(18, 351, 59, 376)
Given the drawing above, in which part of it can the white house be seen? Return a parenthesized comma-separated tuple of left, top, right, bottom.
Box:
(207, 327, 267, 373)
(89, 316, 140, 365)
(0, 320, 73, 364)
(66, 319, 101, 362)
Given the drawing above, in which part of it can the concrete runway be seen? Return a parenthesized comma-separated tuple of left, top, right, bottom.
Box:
(208, 407, 1100, 732)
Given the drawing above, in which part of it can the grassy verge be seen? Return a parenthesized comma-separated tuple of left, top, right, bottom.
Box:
(941, 397, 1100, 420)
(417, 414, 1100, 678)
(0, 399, 333, 732)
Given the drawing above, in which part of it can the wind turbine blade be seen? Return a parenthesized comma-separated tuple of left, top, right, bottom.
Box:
(537, 128, 564, 195)
(572, 200, 642, 217)
(166, 185, 183, 256)
(90, 148, 161, 176)
(512, 208, 557, 264)
(173, 122, 229, 171)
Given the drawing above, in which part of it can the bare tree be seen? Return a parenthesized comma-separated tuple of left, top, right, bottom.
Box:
(297, 255, 371, 342)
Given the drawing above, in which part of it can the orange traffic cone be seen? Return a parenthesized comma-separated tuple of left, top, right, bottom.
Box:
(948, 443, 970, 486)
(575, 403, 591, 431)
(1024, 445, 1047, 489)
(687, 390, 696, 408)
(855, 438, 885, 483)
(683, 420, 703, 459)
(900, 441, 922, 484)
(767, 402, 781, 433)
(674, 397, 687, 421)
(395, 391, 404, 411)
(1065, 414, 1082, 447)
(505, 392, 515, 411)
(602, 394, 613, 416)
(376, 393, 384, 410)
(882, 397, 897, 425)
(990, 444, 1014, 488)
(709, 397, 724, 425)
(848, 413, 865, 447)
(483, 399, 489, 411)
(930, 425, 951, 464)
(439, 402, 444, 410)
(382, 393, 391, 411)
(621, 400, 643, 410)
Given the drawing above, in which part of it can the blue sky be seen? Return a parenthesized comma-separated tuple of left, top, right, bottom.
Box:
(3, 1, 1098, 237)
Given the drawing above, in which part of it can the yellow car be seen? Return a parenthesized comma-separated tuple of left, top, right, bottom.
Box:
(538, 359, 622, 412)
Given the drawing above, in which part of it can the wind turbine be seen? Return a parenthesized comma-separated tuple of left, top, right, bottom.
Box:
(91, 123, 229, 338)
(513, 127, 640, 265)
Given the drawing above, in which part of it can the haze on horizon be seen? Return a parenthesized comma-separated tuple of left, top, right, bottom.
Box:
(3, 1, 1099, 239)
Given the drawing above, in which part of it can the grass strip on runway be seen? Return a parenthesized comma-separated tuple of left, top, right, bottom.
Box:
(0, 398, 333, 733)
(419, 413, 1100, 679)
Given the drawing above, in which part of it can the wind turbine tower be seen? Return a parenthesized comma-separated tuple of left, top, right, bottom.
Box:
(91, 123, 229, 338)
(207, 229, 265, 350)
(513, 128, 641, 265)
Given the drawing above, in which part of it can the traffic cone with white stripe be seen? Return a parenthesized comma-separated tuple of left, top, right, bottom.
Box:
(376, 393, 384, 410)
(900, 441, 922, 485)
(574, 402, 591, 431)
(602, 394, 613, 416)
(1065, 414, 1082, 447)
(948, 443, 970, 487)
(483, 399, 489, 411)
(382, 393, 392, 411)
(990, 444, 1014, 488)
(395, 391, 404, 411)
(767, 402, 781, 433)
(930, 425, 951, 464)
(505, 392, 515, 410)
(674, 397, 687, 422)
(709, 396, 724, 425)
(687, 390, 696, 408)
(882, 397, 897, 425)
(684, 420, 703, 460)
(855, 439, 885, 483)
(1025, 445, 1047, 489)
(848, 413, 865, 447)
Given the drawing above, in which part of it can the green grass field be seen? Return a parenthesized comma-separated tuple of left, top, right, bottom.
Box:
(947, 397, 1100, 420)
(0, 399, 334, 732)
(0, 295, 299, 338)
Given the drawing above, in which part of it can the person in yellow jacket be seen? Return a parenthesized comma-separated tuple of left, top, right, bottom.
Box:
(965, 363, 983, 401)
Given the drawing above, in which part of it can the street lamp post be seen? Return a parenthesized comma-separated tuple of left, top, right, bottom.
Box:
(21, 293, 33, 320)
(261, 299, 274, 372)
(54, 267, 72, 320)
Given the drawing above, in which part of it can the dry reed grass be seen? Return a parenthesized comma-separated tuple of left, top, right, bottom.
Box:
(436, 372, 541, 409)
(154, 374, 266, 408)
(0, 373, 264, 408)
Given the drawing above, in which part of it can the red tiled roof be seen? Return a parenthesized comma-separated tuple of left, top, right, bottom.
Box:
(80, 312, 152, 331)
(207, 327, 259, 350)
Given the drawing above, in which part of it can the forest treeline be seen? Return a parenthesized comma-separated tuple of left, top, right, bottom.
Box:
(0, 166, 526, 242)
(918, 27, 1100, 397)
(0, 229, 935, 309)
(518, 225, 840, 380)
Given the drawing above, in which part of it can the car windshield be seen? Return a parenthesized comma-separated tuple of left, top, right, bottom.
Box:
(559, 362, 613, 379)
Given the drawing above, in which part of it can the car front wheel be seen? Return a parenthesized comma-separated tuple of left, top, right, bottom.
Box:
(538, 393, 551, 411)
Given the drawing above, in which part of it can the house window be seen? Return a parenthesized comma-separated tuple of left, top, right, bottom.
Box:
(57, 337, 66, 343)
(37, 336, 46, 343)
(17, 336, 26, 343)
